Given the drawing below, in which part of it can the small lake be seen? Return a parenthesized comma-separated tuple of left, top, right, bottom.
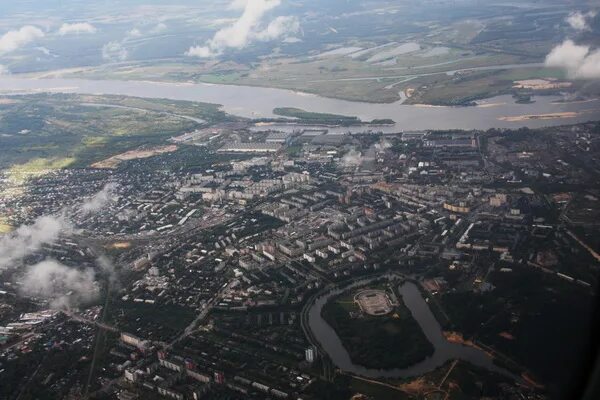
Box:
(0, 76, 598, 131)
(307, 276, 516, 379)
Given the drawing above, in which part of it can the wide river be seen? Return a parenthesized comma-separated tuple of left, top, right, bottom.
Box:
(0, 76, 599, 130)
(307, 277, 516, 379)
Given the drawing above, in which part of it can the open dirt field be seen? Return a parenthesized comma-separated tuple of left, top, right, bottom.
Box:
(91, 145, 178, 169)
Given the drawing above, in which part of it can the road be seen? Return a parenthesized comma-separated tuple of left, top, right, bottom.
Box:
(62, 311, 119, 334)
(438, 359, 459, 389)
(167, 278, 237, 348)
(307, 63, 545, 83)
(76, 209, 233, 246)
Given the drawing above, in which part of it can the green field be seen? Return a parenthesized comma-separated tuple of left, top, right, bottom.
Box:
(273, 107, 394, 125)
(404, 67, 568, 106)
(0, 93, 230, 168)
(0, 93, 232, 189)
(441, 267, 594, 397)
(110, 301, 196, 342)
(273, 107, 360, 123)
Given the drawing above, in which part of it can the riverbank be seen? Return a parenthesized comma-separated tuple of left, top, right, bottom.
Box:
(305, 273, 519, 380)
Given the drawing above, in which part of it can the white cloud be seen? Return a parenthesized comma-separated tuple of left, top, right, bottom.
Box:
(0, 25, 45, 55)
(102, 41, 128, 62)
(566, 11, 596, 31)
(127, 28, 143, 38)
(2, 184, 121, 308)
(545, 40, 589, 71)
(545, 39, 600, 79)
(19, 259, 99, 309)
(0, 64, 9, 75)
(186, 0, 298, 58)
(341, 149, 364, 167)
(58, 22, 97, 36)
(96, 254, 119, 288)
(126, 22, 166, 38)
(81, 183, 118, 214)
(374, 140, 392, 151)
(151, 22, 168, 34)
(210, 18, 238, 28)
(36, 46, 51, 56)
(186, 45, 215, 58)
(255, 15, 300, 41)
(211, 0, 281, 49)
(576, 49, 600, 79)
(0, 215, 69, 270)
(229, 0, 250, 10)
(0, 183, 118, 271)
(282, 37, 302, 43)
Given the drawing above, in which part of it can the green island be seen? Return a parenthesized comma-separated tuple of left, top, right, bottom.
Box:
(321, 285, 434, 370)
(272, 107, 394, 126)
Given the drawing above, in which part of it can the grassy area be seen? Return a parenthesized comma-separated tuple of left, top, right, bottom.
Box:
(499, 67, 566, 81)
(61, 42, 537, 105)
(0, 93, 233, 190)
(440, 266, 594, 397)
(322, 286, 434, 369)
(110, 301, 196, 342)
(286, 144, 303, 157)
(273, 107, 361, 124)
(0, 93, 230, 166)
(405, 67, 569, 106)
(6, 157, 76, 185)
(101, 56, 559, 106)
(273, 107, 393, 125)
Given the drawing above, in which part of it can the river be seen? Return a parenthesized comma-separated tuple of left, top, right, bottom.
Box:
(0, 76, 598, 131)
(307, 276, 516, 379)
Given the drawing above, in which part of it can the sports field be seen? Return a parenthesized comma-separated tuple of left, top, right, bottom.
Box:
(354, 289, 393, 316)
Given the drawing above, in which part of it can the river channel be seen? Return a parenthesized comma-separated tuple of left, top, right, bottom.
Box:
(307, 276, 516, 379)
(0, 76, 599, 130)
